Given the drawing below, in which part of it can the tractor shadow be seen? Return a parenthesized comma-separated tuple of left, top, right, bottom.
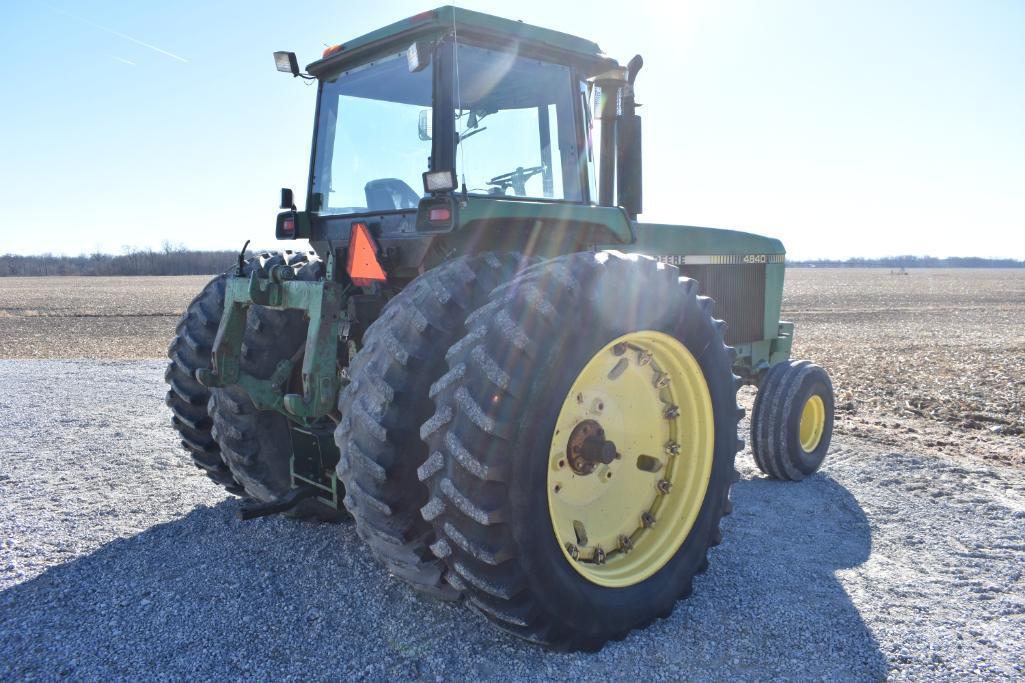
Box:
(0, 469, 886, 681)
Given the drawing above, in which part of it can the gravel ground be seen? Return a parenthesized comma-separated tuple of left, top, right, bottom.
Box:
(2, 360, 1023, 680)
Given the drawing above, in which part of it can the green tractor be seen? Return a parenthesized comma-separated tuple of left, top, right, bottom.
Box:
(165, 6, 835, 650)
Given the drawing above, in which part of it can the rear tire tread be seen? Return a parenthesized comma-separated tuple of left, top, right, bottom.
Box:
(335, 253, 532, 601)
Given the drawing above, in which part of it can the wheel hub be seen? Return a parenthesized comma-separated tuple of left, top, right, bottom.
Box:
(547, 331, 715, 588)
(567, 420, 618, 475)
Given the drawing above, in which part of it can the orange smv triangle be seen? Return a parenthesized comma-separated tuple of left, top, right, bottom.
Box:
(346, 222, 387, 287)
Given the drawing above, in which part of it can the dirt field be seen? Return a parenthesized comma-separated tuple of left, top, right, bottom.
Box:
(0, 276, 201, 360)
(784, 268, 1025, 468)
(2, 268, 1022, 467)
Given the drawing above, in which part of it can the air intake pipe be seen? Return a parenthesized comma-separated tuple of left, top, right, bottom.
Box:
(595, 54, 644, 219)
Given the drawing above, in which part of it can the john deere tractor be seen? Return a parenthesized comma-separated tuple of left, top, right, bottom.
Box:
(165, 6, 835, 650)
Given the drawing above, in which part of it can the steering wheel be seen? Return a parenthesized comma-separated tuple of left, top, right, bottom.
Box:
(487, 165, 545, 196)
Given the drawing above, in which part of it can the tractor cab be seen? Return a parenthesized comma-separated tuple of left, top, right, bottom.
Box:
(275, 7, 643, 268)
(312, 31, 591, 210)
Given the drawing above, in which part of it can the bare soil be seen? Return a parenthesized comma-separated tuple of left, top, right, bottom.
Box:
(1, 268, 1022, 467)
(0, 275, 210, 360)
(782, 268, 1025, 468)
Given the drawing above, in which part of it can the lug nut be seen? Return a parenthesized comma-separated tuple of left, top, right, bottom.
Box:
(619, 534, 634, 552)
(593, 546, 606, 565)
(637, 350, 652, 366)
(665, 441, 681, 456)
(654, 372, 671, 388)
(642, 511, 656, 528)
(664, 405, 680, 419)
(657, 479, 672, 494)
(566, 543, 580, 560)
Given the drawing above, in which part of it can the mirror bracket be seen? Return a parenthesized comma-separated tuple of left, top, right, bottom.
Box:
(280, 188, 296, 210)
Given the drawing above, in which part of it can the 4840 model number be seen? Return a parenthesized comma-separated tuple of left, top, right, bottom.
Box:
(655, 254, 775, 265)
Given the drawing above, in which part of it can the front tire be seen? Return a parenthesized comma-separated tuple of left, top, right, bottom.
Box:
(419, 251, 742, 650)
(750, 360, 834, 480)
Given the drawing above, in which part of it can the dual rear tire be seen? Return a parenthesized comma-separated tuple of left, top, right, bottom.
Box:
(335, 250, 741, 650)
(166, 251, 315, 496)
(166, 250, 346, 521)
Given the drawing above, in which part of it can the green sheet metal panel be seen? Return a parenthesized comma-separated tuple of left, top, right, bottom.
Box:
(307, 6, 616, 76)
(612, 222, 787, 345)
(458, 197, 634, 244)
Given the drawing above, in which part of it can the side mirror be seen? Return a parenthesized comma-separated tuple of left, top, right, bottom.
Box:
(418, 109, 432, 141)
(280, 187, 295, 210)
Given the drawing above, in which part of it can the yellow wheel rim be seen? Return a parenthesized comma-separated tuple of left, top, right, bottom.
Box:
(799, 395, 826, 453)
(547, 331, 714, 588)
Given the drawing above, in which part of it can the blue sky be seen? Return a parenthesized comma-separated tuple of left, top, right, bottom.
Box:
(1, 0, 1022, 259)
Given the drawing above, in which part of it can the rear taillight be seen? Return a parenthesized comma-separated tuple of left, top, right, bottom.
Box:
(276, 211, 300, 240)
(428, 207, 451, 223)
(416, 197, 456, 232)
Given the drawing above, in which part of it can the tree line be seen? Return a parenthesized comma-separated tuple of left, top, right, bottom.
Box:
(2, 248, 1022, 277)
(0, 244, 247, 277)
(787, 255, 1025, 268)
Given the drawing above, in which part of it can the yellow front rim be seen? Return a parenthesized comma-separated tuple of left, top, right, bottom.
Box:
(547, 331, 714, 588)
(799, 395, 826, 452)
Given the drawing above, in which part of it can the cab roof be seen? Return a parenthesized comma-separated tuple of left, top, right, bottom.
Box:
(306, 6, 618, 77)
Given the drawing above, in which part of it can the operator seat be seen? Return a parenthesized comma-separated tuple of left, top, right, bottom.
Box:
(364, 178, 421, 212)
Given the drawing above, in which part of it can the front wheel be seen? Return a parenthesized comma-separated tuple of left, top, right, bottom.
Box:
(419, 251, 743, 650)
(750, 360, 834, 480)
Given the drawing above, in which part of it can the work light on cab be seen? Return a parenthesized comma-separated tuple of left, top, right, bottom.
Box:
(422, 170, 456, 193)
(273, 51, 300, 77)
(406, 40, 431, 73)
